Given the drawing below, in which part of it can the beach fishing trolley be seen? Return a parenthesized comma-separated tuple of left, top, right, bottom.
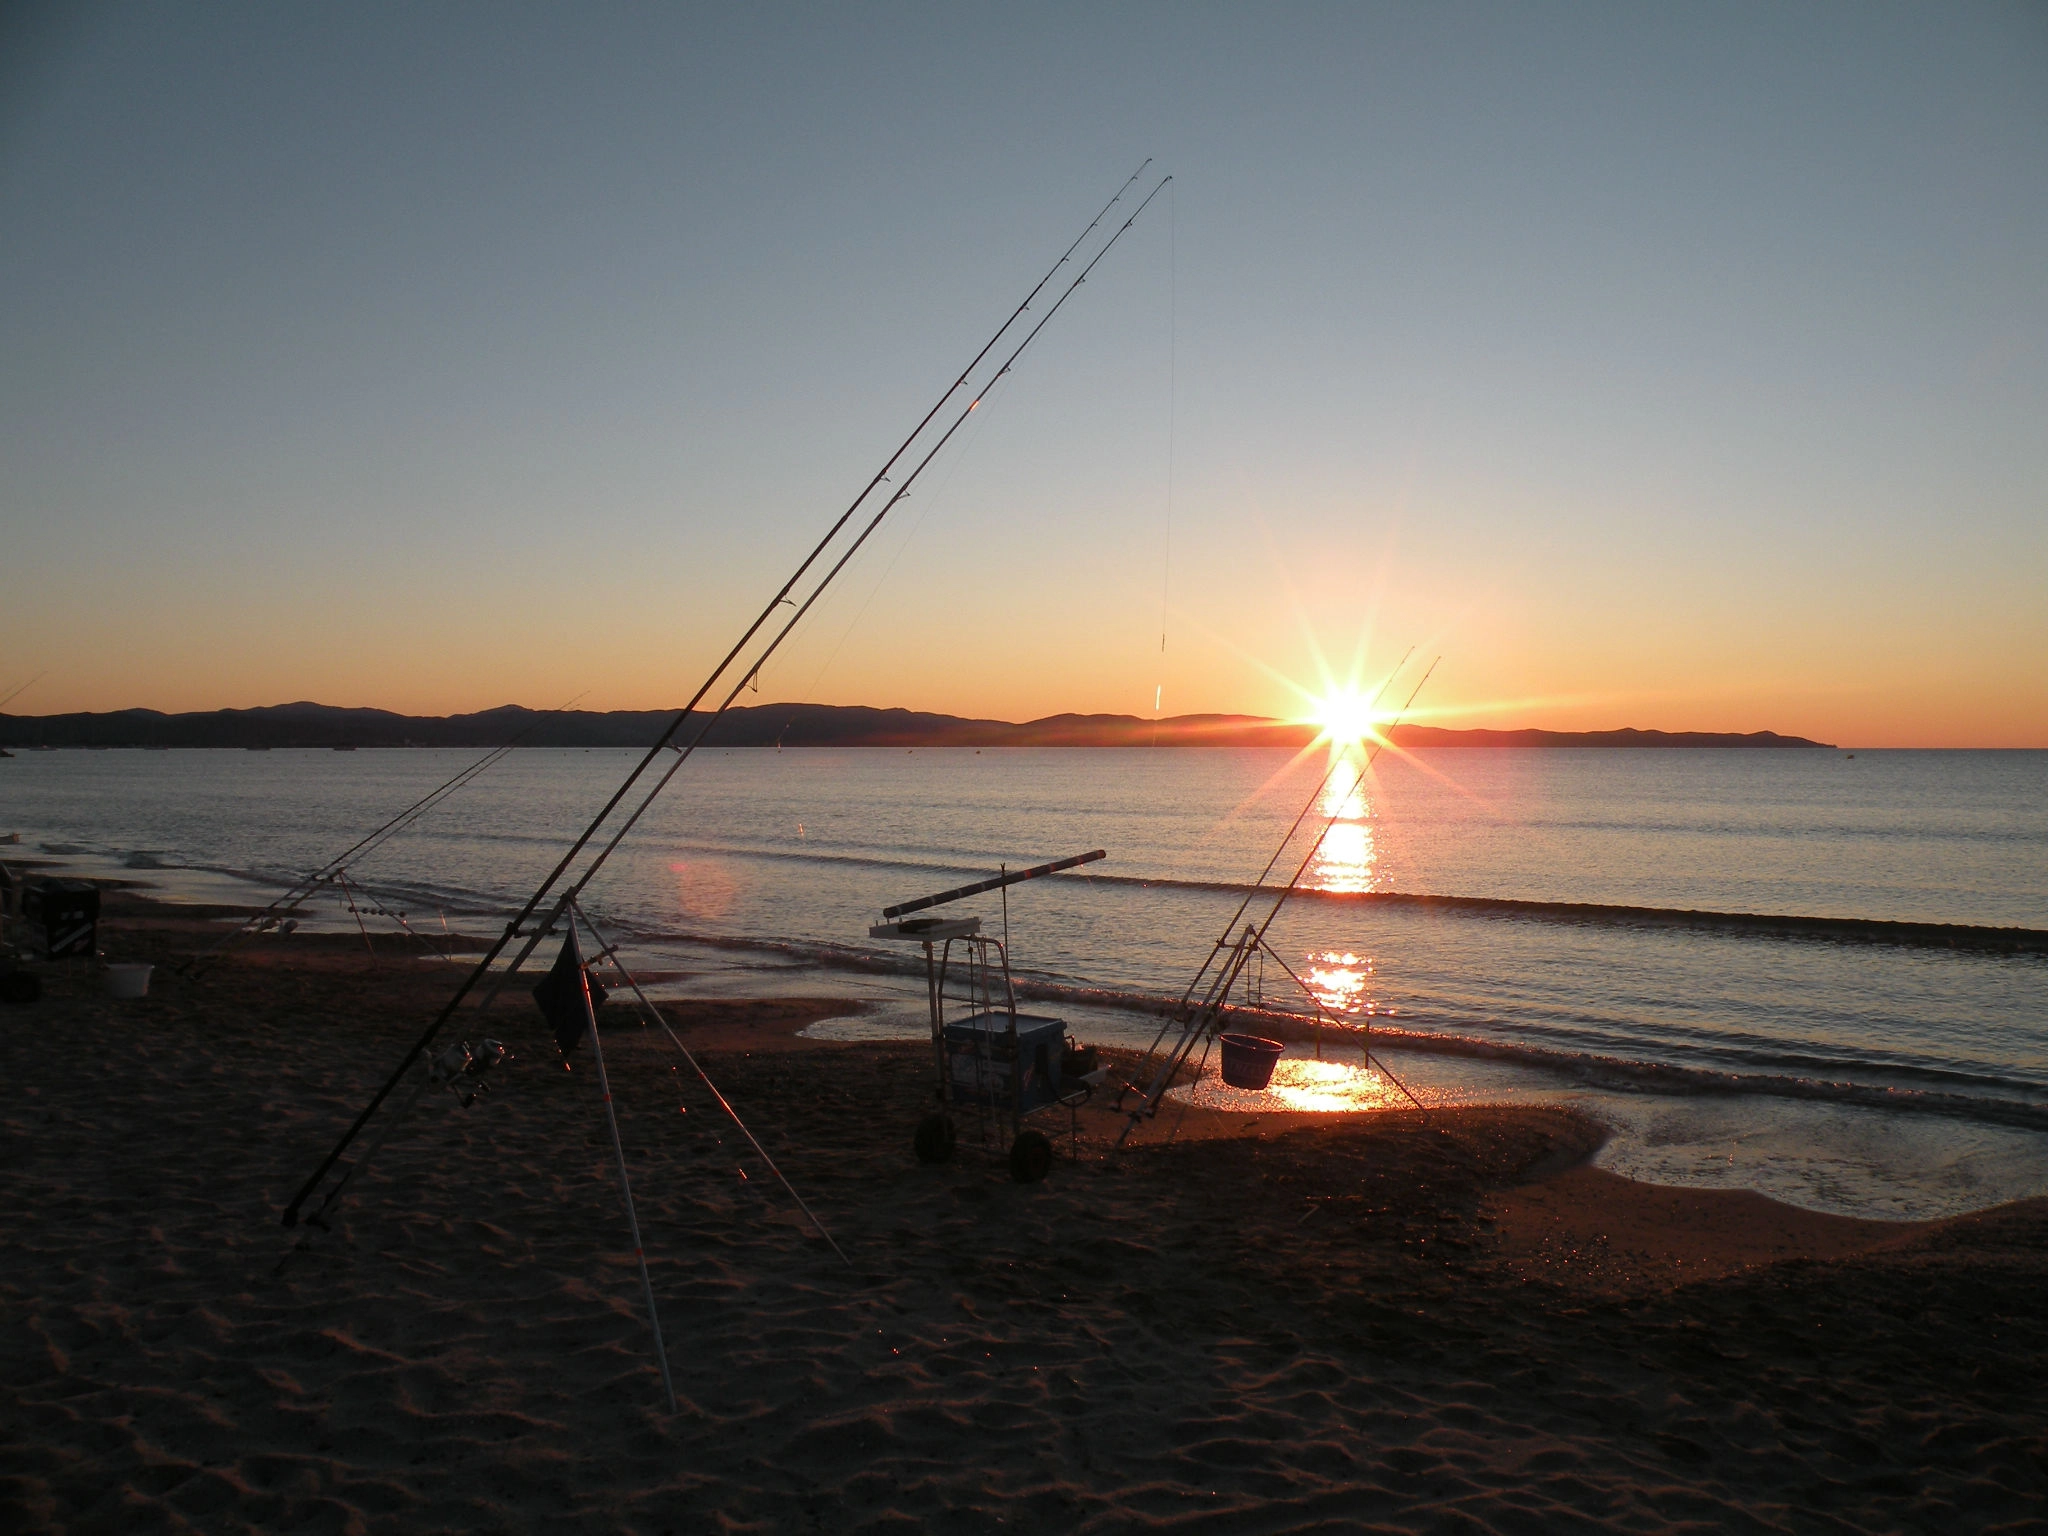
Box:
(869, 850, 1110, 1182)
(0, 868, 103, 1005)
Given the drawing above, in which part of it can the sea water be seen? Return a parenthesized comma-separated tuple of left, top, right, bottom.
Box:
(6, 745, 2044, 1218)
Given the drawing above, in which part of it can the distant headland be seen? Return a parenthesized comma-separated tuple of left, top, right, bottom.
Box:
(0, 702, 1834, 751)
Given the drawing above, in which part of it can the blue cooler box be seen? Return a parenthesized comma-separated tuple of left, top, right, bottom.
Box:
(943, 1012, 1065, 1112)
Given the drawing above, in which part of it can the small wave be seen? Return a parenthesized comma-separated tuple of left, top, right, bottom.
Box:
(167, 859, 521, 921)
(629, 928, 934, 980)
(627, 838, 1025, 885)
(1353, 1026, 2048, 1133)
(617, 839, 2046, 953)
(1485, 815, 2043, 849)
(1067, 876, 2048, 954)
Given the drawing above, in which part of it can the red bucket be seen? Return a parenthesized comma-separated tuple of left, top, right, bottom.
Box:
(1218, 1032, 1285, 1090)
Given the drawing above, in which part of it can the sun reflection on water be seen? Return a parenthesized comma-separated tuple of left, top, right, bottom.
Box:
(1308, 755, 1382, 894)
(1168, 1056, 1417, 1114)
(1321, 757, 1369, 820)
(1306, 950, 1375, 1015)
(668, 858, 739, 920)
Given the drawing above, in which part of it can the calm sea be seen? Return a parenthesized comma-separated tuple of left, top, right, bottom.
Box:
(7, 745, 2045, 1218)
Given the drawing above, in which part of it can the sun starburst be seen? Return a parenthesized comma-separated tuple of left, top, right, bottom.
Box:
(1311, 684, 1384, 748)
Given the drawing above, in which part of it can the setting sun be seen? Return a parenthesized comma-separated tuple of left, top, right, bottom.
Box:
(1313, 686, 1383, 747)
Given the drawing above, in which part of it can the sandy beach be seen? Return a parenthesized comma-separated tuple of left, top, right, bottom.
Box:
(3, 888, 2044, 1533)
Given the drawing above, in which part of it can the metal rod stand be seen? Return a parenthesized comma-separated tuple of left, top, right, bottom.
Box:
(570, 902, 678, 1415)
(572, 903, 849, 1266)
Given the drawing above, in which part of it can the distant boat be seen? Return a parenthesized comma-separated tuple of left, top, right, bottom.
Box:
(144, 745, 169, 752)
(332, 744, 357, 752)
(0, 748, 13, 758)
(246, 746, 272, 752)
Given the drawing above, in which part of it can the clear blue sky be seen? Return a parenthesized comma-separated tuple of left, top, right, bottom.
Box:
(3, 2, 2043, 744)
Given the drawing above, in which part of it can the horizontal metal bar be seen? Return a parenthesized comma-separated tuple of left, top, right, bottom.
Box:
(883, 849, 1106, 919)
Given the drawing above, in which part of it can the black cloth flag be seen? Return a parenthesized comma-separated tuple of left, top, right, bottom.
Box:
(532, 925, 606, 1056)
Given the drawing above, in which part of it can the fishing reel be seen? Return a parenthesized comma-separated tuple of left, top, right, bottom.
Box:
(426, 1038, 510, 1107)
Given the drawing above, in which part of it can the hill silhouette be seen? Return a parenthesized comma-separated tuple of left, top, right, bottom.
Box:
(0, 702, 1833, 750)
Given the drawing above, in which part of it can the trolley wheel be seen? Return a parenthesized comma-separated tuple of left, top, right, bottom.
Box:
(0, 970, 39, 1007)
(913, 1113, 957, 1165)
(1008, 1129, 1053, 1184)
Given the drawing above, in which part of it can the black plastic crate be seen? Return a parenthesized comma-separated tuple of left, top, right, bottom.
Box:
(23, 879, 100, 958)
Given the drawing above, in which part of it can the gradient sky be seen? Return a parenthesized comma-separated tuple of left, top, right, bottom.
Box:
(3, 3, 2043, 745)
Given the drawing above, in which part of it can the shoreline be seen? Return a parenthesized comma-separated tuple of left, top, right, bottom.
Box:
(3, 886, 2045, 1528)
(27, 873, 2048, 1208)
(59, 876, 2048, 1212)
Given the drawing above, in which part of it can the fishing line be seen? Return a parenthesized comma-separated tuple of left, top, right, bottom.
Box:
(1155, 177, 1176, 724)
(817, 183, 1164, 717)
(330, 871, 463, 964)
(779, 361, 1013, 716)
(801, 186, 1153, 719)
(334, 870, 379, 960)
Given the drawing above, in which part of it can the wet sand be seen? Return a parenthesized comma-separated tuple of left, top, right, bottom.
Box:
(2, 888, 2043, 1532)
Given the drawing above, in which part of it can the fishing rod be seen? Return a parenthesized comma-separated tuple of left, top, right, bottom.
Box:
(1120, 669, 1407, 1084)
(186, 696, 587, 977)
(492, 174, 1179, 979)
(413, 183, 1178, 1087)
(1208, 660, 1437, 1018)
(474, 173, 1169, 990)
(282, 166, 1166, 1229)
(1152, 649, 1412, 1029)
(1119, 658, 1438, 1135)
(0, 672, 47, 713)
(1243, 660, 1439, 959)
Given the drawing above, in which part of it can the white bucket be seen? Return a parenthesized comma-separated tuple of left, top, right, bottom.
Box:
(103, 963, 153, 1000)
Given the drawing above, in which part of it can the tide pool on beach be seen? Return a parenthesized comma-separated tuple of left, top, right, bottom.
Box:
(6, 744, 2045, 1218)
